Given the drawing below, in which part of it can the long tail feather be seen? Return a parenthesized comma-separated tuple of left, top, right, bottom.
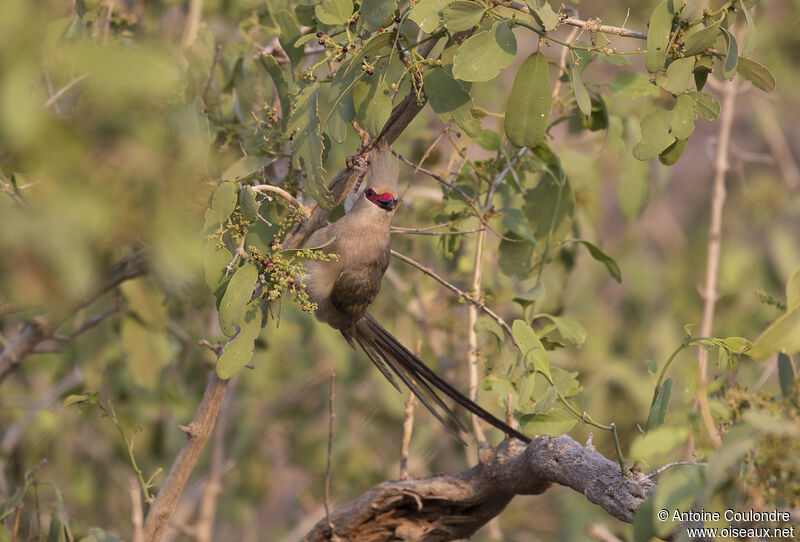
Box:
(351, 313, 531, 443)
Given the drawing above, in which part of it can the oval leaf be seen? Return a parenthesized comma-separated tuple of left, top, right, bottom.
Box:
(452, 21, 517, 82)
(442, 1, 485, 32)
(736, 56, 775, 93)
(210, 182, 237, 223)
(512, 319, 551, 378)
(571, 63, 591, 117)
(218, 262, 258, 337)
(645, 0, 673, 73)
(520, 409, 577, 435)
(504, 51, 551, 147)
(216, 302, 263, 379)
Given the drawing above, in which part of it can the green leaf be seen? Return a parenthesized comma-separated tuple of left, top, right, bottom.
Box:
(720, 29, 739, 80)
(750, 304, 800, 360)
(688, 91, 720, 120)
(524, 174, 574, 247)
(651, 466, 703, 538)
(361, 0, 396, 31)
(505, 52, 551, 147)
(274, 10, 304, 68)
(203, 241, 233, 294)
(787, 267, 800, 309)
(0, 526, 9, 542)
(476, 129, 500, 150)
(512, 319, 551, 378)
(738, 0, 757, 56)
(221, 155, 273, 183)
(645, 0, 674, 73)
(216, 301, 263, 379)
(513, 283, 545, 307)
(452, 21, 517, 82)
(259, 55, 290, 129)
(500, 207, 536, 242)
(645, 377, 674, 431)
(63, 394, 90, 407)
(682, 20, 721, 56)
(423, 67, 481, 138)
(644, 359, 658, 374)
(441, 1, 485, 32)
(238, 185, 259, 222)
(656, 56, 694, 95)
(315, 0, 354, 25)
(633, 108, 675, 160)
(571, 63, 591, 117)
(520, 409, 577, 435)
(498, 234, 534, 278)
(777, 353, 797, 398)
(288, 85, 331, 207)
(540, 314, 586, 345)
(608, 72, 660, 99)
(527, 1, 559, 31)
(670, 93, 697, 139)
(632, 495, 656, 542)
(352, 77, 392, 137)
(574, 239, 621, 283)
(658, 138, 687, 166)
(475, 315, 506, 341)
(736, 56, 776, 93)
(218, 262, 258, 337)
(345, 32, 394, 80)
(408, 0, 448, 32)
(210, 182, 237, 223)
(630, 426, 688, 461)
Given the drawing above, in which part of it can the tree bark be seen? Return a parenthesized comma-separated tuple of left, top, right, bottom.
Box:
(303, 436, 655, 541)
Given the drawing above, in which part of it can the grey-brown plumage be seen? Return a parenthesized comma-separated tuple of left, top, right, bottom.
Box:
(303, 143, 530, 443)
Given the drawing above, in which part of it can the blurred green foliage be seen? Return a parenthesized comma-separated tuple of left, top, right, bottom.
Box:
(0, 0, 798, 540)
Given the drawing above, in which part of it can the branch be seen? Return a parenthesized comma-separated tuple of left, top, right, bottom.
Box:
(390, 250, 513, 340)
(695, 80, 737, 449)
(142, 372, 229, 542)
(0, 249, 147, 384)
(302, 436, 654, 541)
(503, 2, 648, 40)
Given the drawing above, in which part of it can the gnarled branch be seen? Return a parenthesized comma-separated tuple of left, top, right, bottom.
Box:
(302, 436, 655, 541)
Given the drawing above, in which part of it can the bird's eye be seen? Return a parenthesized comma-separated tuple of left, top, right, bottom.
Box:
(365, 188, 375, 197)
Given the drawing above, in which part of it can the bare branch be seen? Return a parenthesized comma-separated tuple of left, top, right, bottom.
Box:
(467, 228, 489, 447)
(131, 477, 145, 542)
(142, 372, 230, 542)
(0, 249, 147, 384)
(695, 80, 737, 449)
(303, 436, 655, 541)
(252, 184, 308, 212)
(324, 373, 336, 535)
(390, 250, 514, 341)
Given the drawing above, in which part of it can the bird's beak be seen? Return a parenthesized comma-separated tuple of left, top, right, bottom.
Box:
(378, 195, 396, 211)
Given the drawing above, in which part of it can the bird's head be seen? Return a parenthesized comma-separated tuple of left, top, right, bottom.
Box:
(364, 187, 397, 211)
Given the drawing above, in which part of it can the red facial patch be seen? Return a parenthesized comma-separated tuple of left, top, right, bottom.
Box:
(365, 188, 396, 210)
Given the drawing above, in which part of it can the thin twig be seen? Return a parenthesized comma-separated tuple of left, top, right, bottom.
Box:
(252, 184, 308, 212)
(391, 151, 514, 241)
(467, 227, 488, 448)
(390, 250, 514, 342)
(399, 392, 416, 481)
(130, 477, 145, 542)
(647, 461, 705, 479)
(695, 79, 737, 449)
(560, 16, 647, 40)
(324, 373, 336, 536)
(41, 73, 88, 109)
(201, 45, 223, 110)
(390, 226, 484, 236)
(400, 342, 421, 481)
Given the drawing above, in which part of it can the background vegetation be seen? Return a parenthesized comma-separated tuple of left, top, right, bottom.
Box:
(0, 0, 797, 540)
